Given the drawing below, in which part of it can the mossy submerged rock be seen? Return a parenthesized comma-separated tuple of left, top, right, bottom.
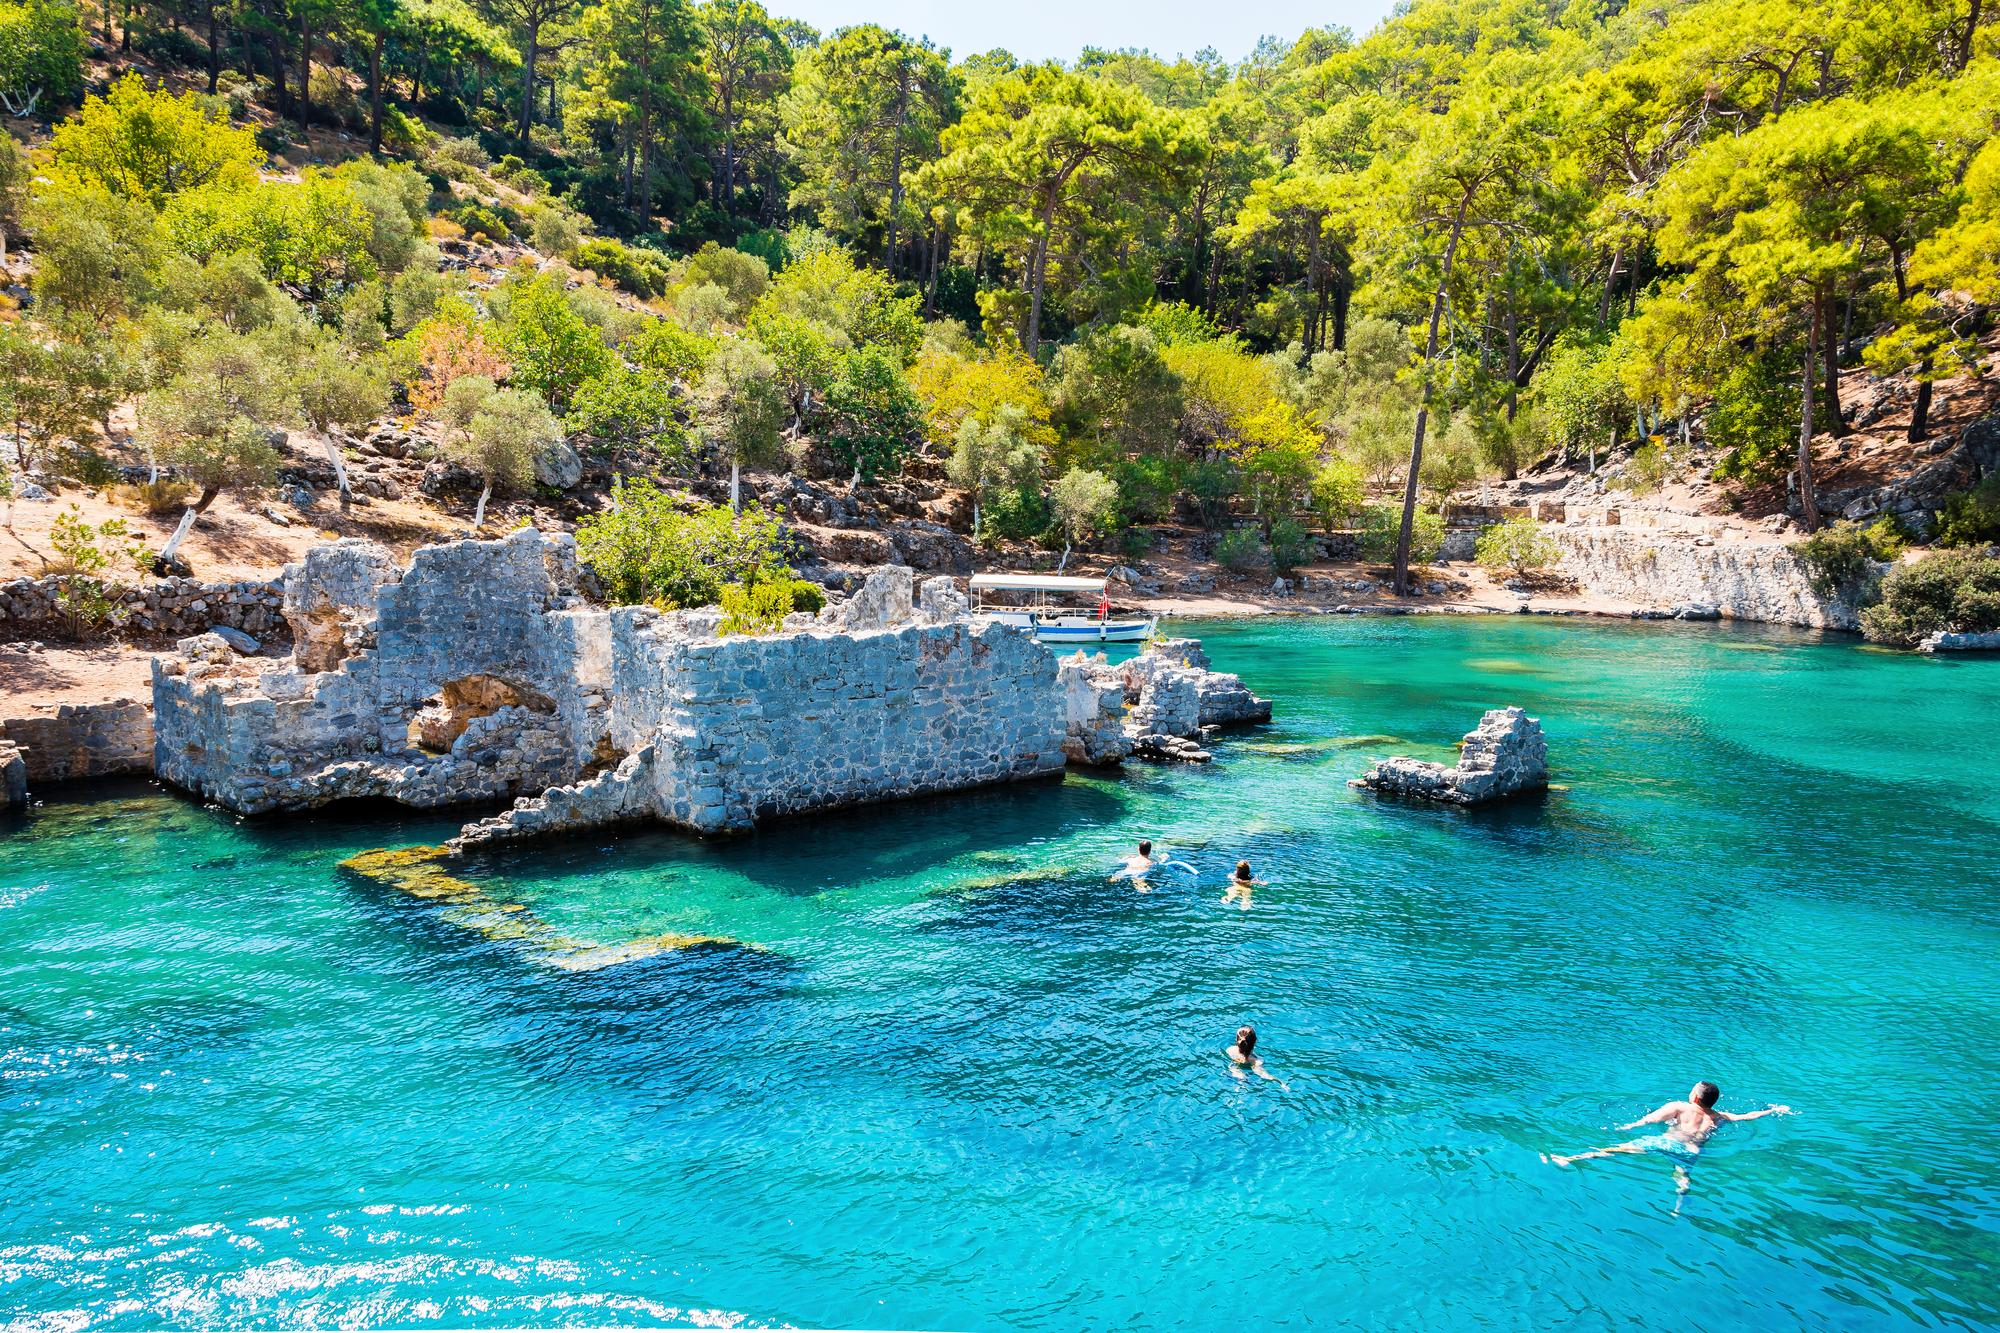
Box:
(1354, 707, 1549, 805)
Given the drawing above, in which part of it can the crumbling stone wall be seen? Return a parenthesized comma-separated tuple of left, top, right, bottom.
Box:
(1355, 707, 1549, 805)
(155, 541, 1099, 841)
(0, 575, 286, 641)
(2, 700, 156, 784)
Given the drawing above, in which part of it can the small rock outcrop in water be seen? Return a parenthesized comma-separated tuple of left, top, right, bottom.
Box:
(1055, 638, 1273, 765)
(1353, 707, 1549, 804)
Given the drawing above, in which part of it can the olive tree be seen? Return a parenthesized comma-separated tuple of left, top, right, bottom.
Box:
(696, 338, 788, 510)
(1050, 466, 1119, 572)
(445, 387, 560, 529)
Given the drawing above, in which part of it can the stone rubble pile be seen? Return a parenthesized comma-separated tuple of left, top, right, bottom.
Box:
(1054, 636, 1273, 766)
(1354, 707, 1549, 805)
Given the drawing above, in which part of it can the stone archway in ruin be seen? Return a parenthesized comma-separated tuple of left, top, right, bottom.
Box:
(406, 675, 557, 755)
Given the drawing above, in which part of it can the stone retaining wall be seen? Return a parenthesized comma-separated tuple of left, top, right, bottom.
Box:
(0, 574, 287, 641)
(1, 700, 155, 784)
(1552, 528, 1865, 630)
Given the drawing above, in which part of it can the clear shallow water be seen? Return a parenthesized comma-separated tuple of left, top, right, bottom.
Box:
(4, 615, 1999, 1332)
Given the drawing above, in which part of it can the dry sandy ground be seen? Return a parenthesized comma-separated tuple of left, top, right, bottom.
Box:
(0, 642, 159, 718)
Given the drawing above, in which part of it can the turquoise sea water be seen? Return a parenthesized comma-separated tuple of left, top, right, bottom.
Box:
(4, 614, 1999, 1331)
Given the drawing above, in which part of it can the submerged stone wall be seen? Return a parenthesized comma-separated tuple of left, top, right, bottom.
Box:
(155, 538, 1098, 840)
(1554, 529, 1865, 630)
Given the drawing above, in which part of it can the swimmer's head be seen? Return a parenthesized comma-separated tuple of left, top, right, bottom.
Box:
(1691, 1081, 1720, 1109)
(1138, 840, 1152, 857)
(1236, 1025, 1256, 1054)
(1235, 861, 1251, 880)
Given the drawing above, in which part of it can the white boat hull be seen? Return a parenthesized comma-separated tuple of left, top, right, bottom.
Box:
(986, 611, 1156, 644)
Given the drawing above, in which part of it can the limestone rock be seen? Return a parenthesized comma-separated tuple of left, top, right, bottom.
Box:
(534, 438, 583, 490)
(1355, 707, 1548, 805)
(1919, 628, 2000, 653)
(1, 738, 26, 808)
(283, 539, 399, 672)
(211, 626, 260, 654)
(839, 566, 915, 630)
(918, 575, 969, 624)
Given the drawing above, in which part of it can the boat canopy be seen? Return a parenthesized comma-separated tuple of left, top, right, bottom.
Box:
(968, 574, 1108, 594)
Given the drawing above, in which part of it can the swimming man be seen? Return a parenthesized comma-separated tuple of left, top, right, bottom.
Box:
(1543, 1081, 1791, 1183)
(1109, 839, 1158, 892)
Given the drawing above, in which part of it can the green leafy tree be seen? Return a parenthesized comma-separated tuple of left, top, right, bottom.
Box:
(44, 73, 262, 207)
(575, 479, 796, 607)
(500, 273, 614, 410)
(292, 342, 390, 513)
(698, 0, 790, 213)
(695, 337, 788, 508)
(821, 346, 921, 484)
(568, 364, 689, 459)
(948, 403, 1045, 540)
(447, 387, 560, 528)
(917, 63, 1205, 355)
(1050, 465, 1119, 570)
(0, 0, 84, 116)
(781, 24, 955, 271)
(1475, 515, 1561, 576)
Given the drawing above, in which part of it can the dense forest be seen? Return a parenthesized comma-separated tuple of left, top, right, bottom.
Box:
(0, 0, 1996, 599)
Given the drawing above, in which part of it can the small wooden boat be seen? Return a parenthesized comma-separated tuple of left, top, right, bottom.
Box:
(968, 573, 1157, 644)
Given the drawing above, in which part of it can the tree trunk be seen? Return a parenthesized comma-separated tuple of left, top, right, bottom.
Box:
(473, 479, 492, 529)
(1394, 196, 1469, 596)
(730, 460, 741, 512)
(206, 0, 220, 93)
(1797, 306, 1822, 532)
(1504, 306, 1520, 423)
(369, 31, 385, 152)
(298, 16, 313, 129)
(324, 436, 352, 513)
(518, 28, 539, 141)
(1909, 378, 1933, 443)
(1599, 247, 1622, 326)
(1957, 0, 1983, 70)
(192, 485, 221, 514)
(1058, 540, 1070, 573)
(885, 70, 908, 277)
(1820, 292, 1848, 436)
(971, 495, 981, 542)
(159, 506, 200, 564)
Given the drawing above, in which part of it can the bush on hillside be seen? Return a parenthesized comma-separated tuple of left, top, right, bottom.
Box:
(1860, 548, 2000, 646)
(575, 238, 675, 296)
(1791, 517, 1906, 599)
(1475, 515, 1560, 575)
(575, 478, 796, 609)
(1215, 526, 1269, 573)
(0, 0, 86, 113)
(1269, 517, 1315, 575)
(1935, 475, 2000, 548)
(1359, 503, 1445, 564)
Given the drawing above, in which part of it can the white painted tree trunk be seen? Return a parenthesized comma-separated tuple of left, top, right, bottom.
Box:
(971, 496, 981, 542)
(730, 460, 741, 512)
(472, 480, 492, 530)
(159, 506, 199, 564)
(1058, 541, 1071, 573)
(323, 435, 351, 512)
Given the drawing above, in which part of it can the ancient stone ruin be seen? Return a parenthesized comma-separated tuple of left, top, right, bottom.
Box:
(152, 530, 1146, 842)
(1353, 707, 1549, 805)
(1059, 637, 1273, 764)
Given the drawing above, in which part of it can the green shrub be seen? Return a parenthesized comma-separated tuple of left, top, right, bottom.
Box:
(1860, 548, 2000, 646)
(1624, 440, 1670, 494)
(575, 479, 795, 608)
(1791, 519, 1903, 599)
(0, 0, 87, 113)
(423, 136, 489, 183)
(787, 579, 826, 613)
(1475, 515, 1560, 575)
(716, 579, 796, 635)
(1935, 475, 2000, 548)
(1708, 351, 1801, 485)
(1111, 455, 1180, 525)
(1215, 527, 1270, 573)
(1359, 503, 1445, 564)
(382, 107, 429, 153)
(449, 202, 510, 242)
(574, 238, 674, 296)
(1269, 517, 1315, 575)
(983, 481, 1050, 541)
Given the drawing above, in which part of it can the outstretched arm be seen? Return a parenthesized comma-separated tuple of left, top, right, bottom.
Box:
(1616, 1102, 1683, 1131)
(1719, 1104, 1792, 1122)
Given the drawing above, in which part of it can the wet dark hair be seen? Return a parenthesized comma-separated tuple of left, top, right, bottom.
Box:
(1235, 861, 1252, 879)
(1692, 1081, 1720, 1109)
(1236, 1025, 1256, 1053)
(1138, 840, 1152, 856)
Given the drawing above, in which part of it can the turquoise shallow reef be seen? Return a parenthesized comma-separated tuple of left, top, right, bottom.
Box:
(3, 614, 1998, 1331)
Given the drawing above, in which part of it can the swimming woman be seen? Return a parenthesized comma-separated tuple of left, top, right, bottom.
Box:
(1223, 860, 1264, 907)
